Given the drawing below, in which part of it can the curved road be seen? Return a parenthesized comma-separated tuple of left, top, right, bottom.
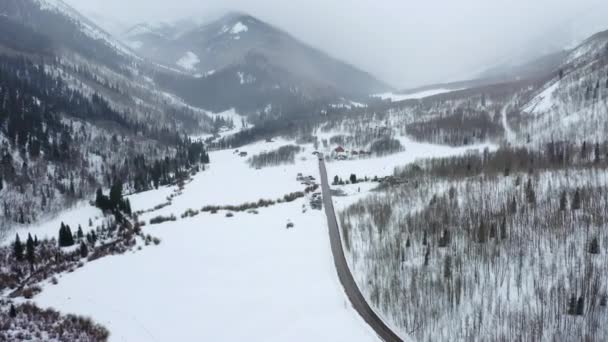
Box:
(318, 157, 403, 342)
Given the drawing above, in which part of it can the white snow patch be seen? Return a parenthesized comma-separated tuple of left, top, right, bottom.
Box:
(374, 88, 462, 102)
(194, 70, 216, 78)
(230, 22, 249, 34)
(176, 51, 200, 71)
(523, 80, 561, 114)
(236, 71, 256, 85)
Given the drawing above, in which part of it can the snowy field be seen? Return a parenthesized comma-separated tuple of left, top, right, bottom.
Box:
(374, 88, 462, 102)
(136, 138, 318, 222)
(23, 138, 374, 342)
(33, 200, 376, 342)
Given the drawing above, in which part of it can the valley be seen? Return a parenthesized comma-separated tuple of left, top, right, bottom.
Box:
(2, 0, 608, 341)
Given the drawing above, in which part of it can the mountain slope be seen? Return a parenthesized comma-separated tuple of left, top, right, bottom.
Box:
(0, 0, 212, 231)
(125, 13, 390, 112)
(0, 0, 212, 133)
(520, 29, 608, 142)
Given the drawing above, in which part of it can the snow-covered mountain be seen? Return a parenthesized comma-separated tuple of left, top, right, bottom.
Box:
(0, 0, 212, 128)
(477, 3, 608, 83)
(124, 12, 390, 108)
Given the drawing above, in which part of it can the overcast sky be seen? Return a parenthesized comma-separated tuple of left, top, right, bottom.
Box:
(66, 0, 608, 88)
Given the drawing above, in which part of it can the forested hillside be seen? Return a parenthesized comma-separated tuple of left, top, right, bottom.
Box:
(330, 28, 608, 342)
(0, 54, 209, 233)
(339, 143, 608, 340)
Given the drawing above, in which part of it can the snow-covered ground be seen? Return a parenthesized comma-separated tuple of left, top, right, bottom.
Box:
(136, 139, 316, 222)
(34, 200, 375, 342)
(523, 80, 560, 114)
(374, 88, 462, 102)
(27, 138, 376, 342)
(190, 108, 252, 141)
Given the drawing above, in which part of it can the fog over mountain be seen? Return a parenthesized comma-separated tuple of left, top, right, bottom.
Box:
(68, 0, 608, 88)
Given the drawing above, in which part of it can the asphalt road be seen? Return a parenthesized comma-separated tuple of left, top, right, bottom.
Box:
(318, 158, 403, 342)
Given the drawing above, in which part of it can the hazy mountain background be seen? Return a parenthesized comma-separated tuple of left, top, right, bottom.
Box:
(67, 0, 608, 88)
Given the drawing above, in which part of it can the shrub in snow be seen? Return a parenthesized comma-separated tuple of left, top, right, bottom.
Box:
(0, 300, 109, 341)
(248, 145, 302, 169)
(149, 215, 177, 225)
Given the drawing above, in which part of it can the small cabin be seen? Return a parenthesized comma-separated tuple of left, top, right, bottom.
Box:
(239, 152, 248, 157)
(334, 146, 345, 153)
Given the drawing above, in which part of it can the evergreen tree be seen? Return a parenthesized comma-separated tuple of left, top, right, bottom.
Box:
(576, 296, 585, 316)
(500, 216, 508, 240)
(350, 174, 357, 184)
(18, 207, 25, 224)
(13, 234, 23, 261)
(582, 141, 588, 160)
(65, 225, 74, 246)
(77, 225, 84, 240)
(423, 230, 428, 245)
(438, 229, 450, 247)
(568, 295, 577, 315)
(405, 236, 411, 248)
(595, 142, 601, 163)
(69, 178, 75, 196)
(572, 188, 582, 210)
(510, 196, 517, 214)
(589, 237, 600, 254)
(95, 188, 107, 211)
(26, 233, 35, 266)
(477, 219, 487, 244)
(109, 180, 123, 209)
(559, 191, 568, 211)
(9, 304, 16, 318)
(80, 242, 89, 258)
(125, 199, 132, 216)
(424, 244, 430, 266)
(58, 222, 75, 247)
(526, 179, 536, 205)
(489, 223, 496, 239)
(444, 256, 452, 279)
(59, 223, 65, 247)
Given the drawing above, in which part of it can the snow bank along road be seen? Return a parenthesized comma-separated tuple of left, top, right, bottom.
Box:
(319, 157, 403, 342)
